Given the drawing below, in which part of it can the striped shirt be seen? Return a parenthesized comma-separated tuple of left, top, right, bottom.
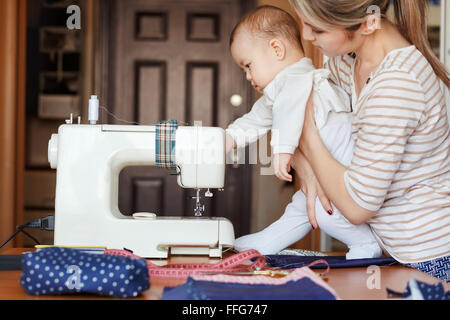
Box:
(326, 46, 450, 264)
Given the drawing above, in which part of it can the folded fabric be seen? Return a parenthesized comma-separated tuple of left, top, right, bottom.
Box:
(20, 247, 150, 298)
(156, 119, 178, 170)
(264, 255, 397, 269)
(387, 279, 450, 300)
(162, 266, 339, 300)
(163, 277, 337, 300)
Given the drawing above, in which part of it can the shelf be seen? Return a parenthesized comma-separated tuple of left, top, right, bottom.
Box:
(40, 26, 81, 53)
(40, 71, 78, 77)
(40, 52, 80, 72)
(38, 94, 80, 119)
(43, 0, 81, 9)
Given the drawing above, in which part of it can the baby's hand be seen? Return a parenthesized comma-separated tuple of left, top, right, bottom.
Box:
(273, 153, 293, 182)
(225, 133, 236, 154)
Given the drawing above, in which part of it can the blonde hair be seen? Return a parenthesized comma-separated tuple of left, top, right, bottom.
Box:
(289, 0, 450, 88)
(230, 5, 303, 52)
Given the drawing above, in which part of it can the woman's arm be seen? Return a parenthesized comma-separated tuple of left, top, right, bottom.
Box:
(292, 148, 333, 229)
(300, 93, 376, 225)
(300, 70, 426, 225)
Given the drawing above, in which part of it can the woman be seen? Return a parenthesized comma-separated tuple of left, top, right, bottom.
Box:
(289, 0, 450, 282)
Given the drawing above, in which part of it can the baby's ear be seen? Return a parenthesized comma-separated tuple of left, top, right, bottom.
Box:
(269, 39, 286, 60)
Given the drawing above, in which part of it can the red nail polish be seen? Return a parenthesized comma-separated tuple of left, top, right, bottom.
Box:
(328, 210, 333, 215)
(311, 224, 316, 230)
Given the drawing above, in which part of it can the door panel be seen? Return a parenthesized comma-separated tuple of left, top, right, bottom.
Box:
(135, 61, 167, 123)
(186, 62, 218, 126)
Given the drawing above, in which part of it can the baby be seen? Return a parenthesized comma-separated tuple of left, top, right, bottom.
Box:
(226, 5, 382, 259)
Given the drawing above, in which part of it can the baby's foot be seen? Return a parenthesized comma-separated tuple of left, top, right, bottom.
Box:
(346, 243, 382, 260)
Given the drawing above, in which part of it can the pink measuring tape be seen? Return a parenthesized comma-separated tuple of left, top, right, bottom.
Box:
(105, 249, 267, 279)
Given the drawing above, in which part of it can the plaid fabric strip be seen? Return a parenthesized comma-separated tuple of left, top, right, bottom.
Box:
(156, 119, 178, 170)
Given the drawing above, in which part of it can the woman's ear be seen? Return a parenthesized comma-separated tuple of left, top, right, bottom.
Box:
(269, 39, 286, 60)
(361, 14, 381, 35)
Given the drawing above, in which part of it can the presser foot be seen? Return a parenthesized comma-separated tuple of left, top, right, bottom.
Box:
(192, 189, 205, 217)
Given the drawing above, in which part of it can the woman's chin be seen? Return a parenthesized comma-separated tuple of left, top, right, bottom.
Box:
(315, 46, 325, 54)
(317, 47, 342, 58)
(317, 46, 328, 55)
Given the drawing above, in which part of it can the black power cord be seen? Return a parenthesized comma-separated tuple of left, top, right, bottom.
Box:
(0, 215, 55, 249)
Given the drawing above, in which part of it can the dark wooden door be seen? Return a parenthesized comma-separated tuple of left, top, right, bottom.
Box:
(95, 0, 255, 238)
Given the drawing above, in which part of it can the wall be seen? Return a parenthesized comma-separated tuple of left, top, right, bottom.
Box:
(0, 0, 27, 250)
(258, 0, 296, 16)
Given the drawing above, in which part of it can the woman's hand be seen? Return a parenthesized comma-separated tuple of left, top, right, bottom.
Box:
(295, 93, 333, 229)
(292, 149, 333, 230)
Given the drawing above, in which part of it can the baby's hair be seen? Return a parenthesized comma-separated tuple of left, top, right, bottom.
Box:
(230, 5, 304, 52)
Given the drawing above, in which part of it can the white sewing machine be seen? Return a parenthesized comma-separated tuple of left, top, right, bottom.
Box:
(47, 116, 235, 258)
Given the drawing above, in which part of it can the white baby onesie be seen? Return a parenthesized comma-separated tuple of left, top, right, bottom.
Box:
(228, 58, 382, 259)
(226, 57, 351, 155)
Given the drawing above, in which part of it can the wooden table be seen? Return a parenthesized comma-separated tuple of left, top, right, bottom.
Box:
(1, 248, 448, 300)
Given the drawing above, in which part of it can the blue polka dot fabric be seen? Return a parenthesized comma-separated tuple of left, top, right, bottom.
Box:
(387, 279, 450, 300)
(20, 247, 150, 298)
